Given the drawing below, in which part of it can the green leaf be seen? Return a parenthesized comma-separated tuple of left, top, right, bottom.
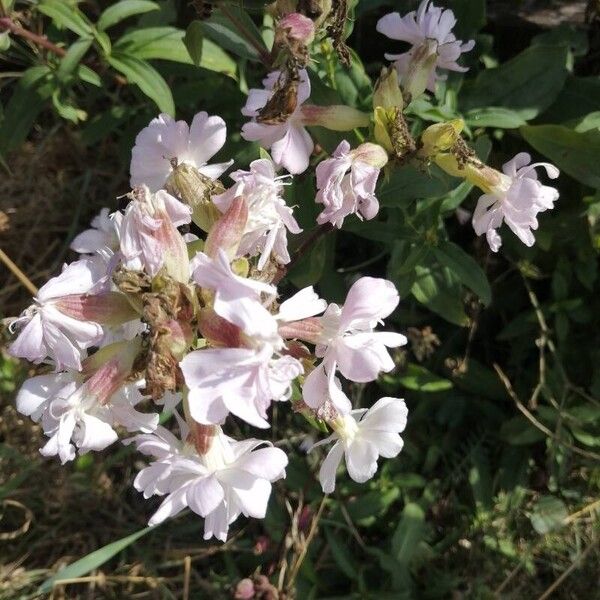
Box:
(433, 241, 492, 306)
(200, 7, 266, 61)
(392, 363, 453, 393)
(411, 262, 469, 326)
(0, 66, 54, 156)
(530, 496, 567, 534)
(391, 503, 427, 566)
(184, 20, 204, 66)
(115, 27, 236, 76)
(325, 527, 358, 580)
(464, 106, 526, 129)
(500, 416, 546, 446)
(542, 76, 600, 123)
(445, 0, 486, 38)
(379, 164, 458, 207)
(521, 124, 600, 189)
(38, 0, 94, 37)
(461, 44, 568, 120)
(57, 36, 93, 82)
(78, 64, 102, 87)
(98, 0, 160, 30)
(107, 52, 175, 114)
(38, 526, 154, 594)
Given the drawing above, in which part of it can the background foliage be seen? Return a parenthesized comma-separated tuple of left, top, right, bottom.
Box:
(1, 0, 600, 598)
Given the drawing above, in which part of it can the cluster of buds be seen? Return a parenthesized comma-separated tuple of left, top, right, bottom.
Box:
(7, 0, 561, 544)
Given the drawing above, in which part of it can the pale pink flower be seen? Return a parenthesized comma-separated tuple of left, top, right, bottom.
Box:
(302, 363, 352, 415)
(120, 186, 191, 282)
(311, 397, 408, 493)
(130, 112, 233, 192)
(17, 368, 158, 464)
(71, 208, 121, 258)
(8, 258, 108, 370)
(131, 428, 288, 541)
(315, 277, 407, 382)
(472, 152, 559, 252)
(241, 70, 314, 174)
(214, 158, 301, 269)
(316, 141, 388, 228)
(191, 249, 278, 340)
(276, 286, 327, 324)
(181, 345, 303, 429)
(377, 0, 475, 92)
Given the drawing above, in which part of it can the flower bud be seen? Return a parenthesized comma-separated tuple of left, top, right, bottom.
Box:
(165, 163, 222, 233)
(352, 143, 388, 168)
(402, 38, 438, 102)
(279, 12, 315, 44)
(418, 119, 464, 159)
(80, 338, 142, 399)
(373, 107, 416, 160)
(434, 153, 508, 194)
(198, 307, 243, 348)
(55, 291, 138, 326)
(204, 197, 248, 260)
(278, 317, 323, 344)
(373, 66, 403, 110)
(300, 104, 370, 130)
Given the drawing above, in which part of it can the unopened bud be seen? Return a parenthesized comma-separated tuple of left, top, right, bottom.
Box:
(434, 153, 508, 194)
(192, 422, 217, 455)
(300, 104, 370, 130)
(81, 338, 142, 399)
(418, 119, 464, 159)
(352, 143, 388, 168)
(373, 107, 415, 160)
(198, 308, 243, 348)
(55, 291, 138, 326)
(279, 12, 315, 43)
(373, 66, 403, 110)
(165, 163, 223, 232)
(278, 317, 323, 344)
(204, 197, 248, 259)
(402, 39, 438, 102)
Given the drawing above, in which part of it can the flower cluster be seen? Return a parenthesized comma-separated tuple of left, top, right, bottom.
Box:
(7, 107, 404, 541)
(7, 0, 561, 544)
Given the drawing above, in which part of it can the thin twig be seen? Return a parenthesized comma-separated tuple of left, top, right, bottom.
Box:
(493, 363, 600, 462)
(0, 247, 38, 296)
(285, 495, 327, 592)
(0, 16, 66, 56)
(536, 537, 599, 600)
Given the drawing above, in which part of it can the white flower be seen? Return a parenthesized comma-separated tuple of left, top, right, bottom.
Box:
(130, 428, 288, 541)
(315, 277, 407, 382)
(181, 344, 303, 429)
(71, 208, 122, 258)
(241, 70, 314, 175)
(191, 249, 278, 341)
(17, 370, 158, 464)
(316, 141, 387, 228)
(311, 397, 408, 493)
(130, 112, 233, 192)
(302, 363, 352, 415)
(8, 258, 107, 370)
(472, 152, 559, 252)
(120, 186, 191, 282)
(377, 0, 474, 92)
(214, 158, 301, 269)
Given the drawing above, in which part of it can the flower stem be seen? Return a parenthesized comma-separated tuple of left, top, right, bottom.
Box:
(0, 16, 66, 57)
(0, 248, 38, 296)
